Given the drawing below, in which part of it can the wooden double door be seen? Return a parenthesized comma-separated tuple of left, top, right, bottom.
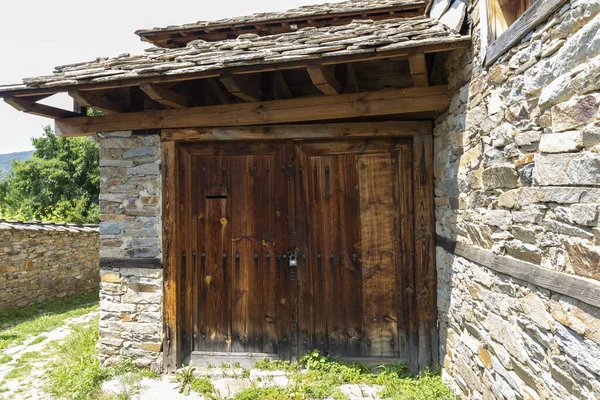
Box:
(177, 137, 435, 369)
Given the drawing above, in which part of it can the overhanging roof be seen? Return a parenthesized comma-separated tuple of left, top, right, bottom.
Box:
(136, 0, 427, 47)
(0, 16, 469, 98)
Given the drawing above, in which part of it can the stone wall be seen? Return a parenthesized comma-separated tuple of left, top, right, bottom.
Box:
(98, 131, 163, 372)
(435, 0, 600, 398)
(0, 221, 99, 311)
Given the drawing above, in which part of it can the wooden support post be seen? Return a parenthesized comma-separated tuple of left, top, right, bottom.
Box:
(408, 54, 429, 87)
(163, 140, 181, 372)
(219, 73, 261, 102)
(307, 65, 343, 95)
(68, 91, 125, 114)
(4, 97, 80, 119)
(140, 83, 189, 109)
(412, 134, 437, 371)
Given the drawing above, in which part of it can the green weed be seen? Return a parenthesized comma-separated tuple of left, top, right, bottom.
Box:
(0, 292, 99, 352)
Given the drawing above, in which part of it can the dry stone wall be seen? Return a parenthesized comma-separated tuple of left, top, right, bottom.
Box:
(98, 131, 163, 372)
(0, 221, 99, 311)
(435, 0, 600, 398)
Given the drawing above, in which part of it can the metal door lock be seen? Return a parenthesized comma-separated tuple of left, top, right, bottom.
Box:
(288, 249, 299, 267)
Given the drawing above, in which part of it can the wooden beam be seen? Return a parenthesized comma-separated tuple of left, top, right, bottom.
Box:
(436, 235, 600, 310)
(345, 64, 360, 93)
(140, 83, 189, 109)
(485, 0, 568, 67)
(68, 90, 125, 114)
(2, 40, 470, 98)
(206, 79, 231, 105)
(162, 140, 181, 372)
(307, 65, 343, 95)
(55, 85, 449, 136)
(219, 73, 261, 102)
(408, 54, 429, 87)
(272, 71, 293, 100)
(162, 121, 432, 142)
(4, 97, 80, 119)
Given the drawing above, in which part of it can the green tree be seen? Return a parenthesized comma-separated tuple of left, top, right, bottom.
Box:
(0, 125, 99, 224)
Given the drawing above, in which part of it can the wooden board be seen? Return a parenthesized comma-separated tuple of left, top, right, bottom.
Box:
(358, 152, 399, 357)
(55, 86, 450, 136)
(485, 0, 568, 66)
(412, 135, 437, 370)
(162, 121, 432, 142)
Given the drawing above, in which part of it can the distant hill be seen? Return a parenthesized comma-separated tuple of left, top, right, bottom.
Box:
(0, 151, 34, 179)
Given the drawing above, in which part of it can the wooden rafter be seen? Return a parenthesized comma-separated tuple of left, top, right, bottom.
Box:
(1, 41, 470, 99)
(68, 91, 125, 114)
(206, 79, 231, 105)
(307, 65, 343, 95)
(219, 73, 261, 102)
(4, 97, 80, 119)
(271, 71, 293, 100)
(408, 53, 429, 87)
(55, 85, 449, 137)
(140, 83, 189, 109)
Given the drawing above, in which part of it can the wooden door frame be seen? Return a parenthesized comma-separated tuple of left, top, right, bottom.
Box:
(162, 121, 435, 372)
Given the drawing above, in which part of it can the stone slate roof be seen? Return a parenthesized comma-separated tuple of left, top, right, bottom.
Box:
(2, 16, 466, 93)
(0, 220, 98, 232)
(135, 0, 425, 36)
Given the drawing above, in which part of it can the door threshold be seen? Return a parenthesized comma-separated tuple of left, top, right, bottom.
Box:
(184, 351, 281, 368)
(337, 357, 410, 369)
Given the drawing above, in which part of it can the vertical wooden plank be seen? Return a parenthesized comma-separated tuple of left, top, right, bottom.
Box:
(413, 135, 437, 370)
(294, 145, 314, 357)
(274, 144, 293, 359)
(162, 140, 181, 372)
(231, 155, 265, 353)
(181, 149, 193, 360)
(197, 156, 231, 352)
(339, 154, 362, 357)
(262, 154, 277, 354)
(309, 156, 328, 353)
(358, 152, 398, 358)
(394, 145, 418, 370)
(320, 155, 362, 357)
(191, 157, 199, 351)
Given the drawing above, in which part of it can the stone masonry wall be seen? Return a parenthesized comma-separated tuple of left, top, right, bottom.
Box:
(98, 131, 163, 372)
(435, 0, 600, 398)
(0, 221, 99, 311)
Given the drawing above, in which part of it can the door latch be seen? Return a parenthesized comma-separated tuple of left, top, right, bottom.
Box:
(288, 248, 299, 267)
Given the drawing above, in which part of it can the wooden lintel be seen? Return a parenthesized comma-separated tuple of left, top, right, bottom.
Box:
(162, 121, 433, 142)
(55, 85, 449, 137)
(219, 73, 261, 102)
(140, 83, 189, 109)
(68, 91, 124, 114)
(408, 53, 429, 87)
(436, 235, 600, 310)
(4, 97, 80, 119)
(307, 65, 343, 95)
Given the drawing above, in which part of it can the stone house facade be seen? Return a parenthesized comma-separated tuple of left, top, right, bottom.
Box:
(1, 0, 600, 398)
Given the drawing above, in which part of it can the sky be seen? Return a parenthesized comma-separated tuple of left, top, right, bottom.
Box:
(0, 0, 341, 155)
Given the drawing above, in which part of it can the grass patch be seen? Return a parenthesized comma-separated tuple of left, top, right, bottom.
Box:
(0, 354, 12, 364)
(44, 322, 160, 400)
(28, 335, 46, 345)
(234, 350, 454, 400)
(0, 291, 99, 352)
(4, 363, 32, 380)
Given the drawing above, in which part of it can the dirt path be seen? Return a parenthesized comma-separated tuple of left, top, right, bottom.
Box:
(0, 311, 99, 400)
